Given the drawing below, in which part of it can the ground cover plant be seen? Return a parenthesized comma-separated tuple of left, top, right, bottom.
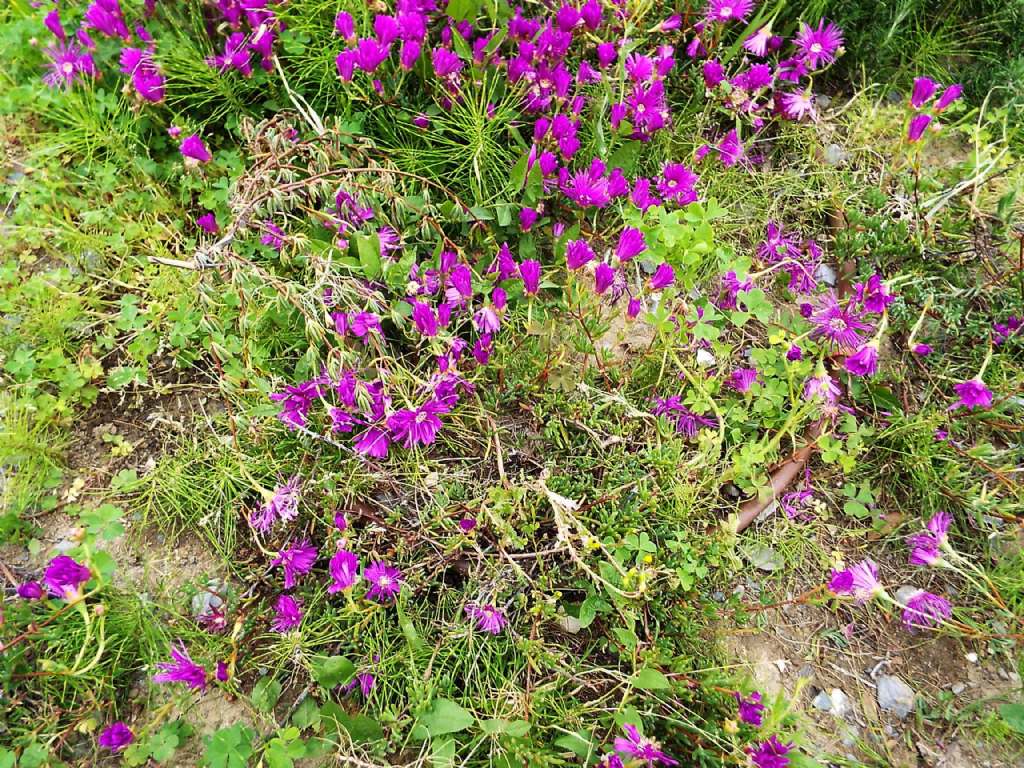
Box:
(1, 1, 1023, 767)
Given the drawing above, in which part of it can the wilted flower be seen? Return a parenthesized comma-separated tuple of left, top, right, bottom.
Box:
(901, 590, 952, 632)
(828, 559, 883, 603)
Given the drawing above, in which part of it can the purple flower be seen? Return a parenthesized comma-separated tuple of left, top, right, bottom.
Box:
(844, 343, 879, 377)
(594, 263, 616, 294)
(597, 42, 617, 68)
(387, 398, 449, 448)
(83, 0, 130, 41)
(196, 212, 219, 234)
(794, 19, 844, 69)
(334, 11, 355, 40)
(735, 691, 765, 727)
(748, 735, 795, 768)
(42, 43, 96, 89)
(952, 378, 992, 410)
(657, 163, 698, 205)
(519, 207, 539, 231)
(18, 581, 44, 599)
(261, 221, 286, 250)
(728, 367, 758, 393)
(270, 379, 323, 429)
(652, 396, 716, 438)
(908, 113, 933, 142)
(98, 722, 134, 752)
(803, 373, 841, 404)
(179, 134, 211, 164)
(907, 534, 941, 567)
(466, 602, 508, 634)
(44, 9, 65, 41)
(613, 724, 678, 766)
(902, 590, 952, 632)
(354, 427, 391, 458)
(354, 38, 390, 72)
(598, 756, 625, 768)
(649, 263, 675, 290)
(566, 239, 595, 270)
(153, 641, 207, 691)
(563, 163, 611, 208)
(703, 59, 725, 88)
(616, 227, 646, 262)
(911, 77, 938, 108)
(827, 559, 882, 603)
(520, 260, 541, 295)
(744, 26, 771, 56)
(779, 91, 816, 121)
(328, 549, 360, 593)
(364, 562, 403, 602)
(44, 555, 91, 600)
(810, 294, 873, 350)
(913, 343, 932, 356)
(934, 84, 963, 111)
(705, 0, 754, 23)
(786, 344, 803, 361)
(271, 540, 318, 589)
(271, 594, 303, 632)
(344, 671, 376, 697)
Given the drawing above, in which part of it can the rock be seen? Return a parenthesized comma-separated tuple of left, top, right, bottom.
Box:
(895, 585, 919, 604)
(951, 682, 966, 695)
(812, 690, 833, 712)
(815, 262, 837, 287)
(965, 652, 979, 663)
(823, 143, 847, 166)
(876, 675, 916, 719)
(830, 688, 852, 718)
(555, 614, 582, 634)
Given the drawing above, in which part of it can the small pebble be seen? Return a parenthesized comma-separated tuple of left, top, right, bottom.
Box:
(876, 675, 916, 719)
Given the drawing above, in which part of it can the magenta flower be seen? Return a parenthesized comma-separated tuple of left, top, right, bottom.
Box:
(328, 549, 360, 593)
(18, 581, 44, 600)
(42, 43, 97, 89)
(703, 59, 725, 88)
(354, 38, 390, 72)
(744, 26, 771, 56)
(44, 555, 91, 600)
(844, 343, 879, 377)
(728, 367, 759, 393)
(271, 539, 318, 589)
(271, 594, 303, 632)
(562, 164, 611, 208)
(594, 263, 616, 294)
(780, 91, 816, 121)
(901, 590, 952, 632)
(98, 722, 134, 752)
(802, 373, 841, 404)
(519, 207, 539, 231)
(934, 83, 963, 111)
(387, 398, 449, 448)
(705, 0, 754, 23)
(794, 19, 844, 69)
(354, 427, 391, 459)
(810, 294, 872, 350)
(196, 212, 219, 234)
(613, 724, 678, 766)
(827, 559, 882, 603)
(952, 378, 992, 410)
(748, 735, 795, 768)
(657, 163, 698, 205)
(911, 77, 938, 108)
(153, 641, 207, 691)
(908, 510, 952, 566)
(44, 9, 65, 41)
(343, 671, 376, 697)
(598, 756, 625, 768)
(83, 0, 130, 41)
(735, 691, 765, 727)
(410, 300, 438, 337)
(520, 260, 541, 295)
(908, 113, 933, 142)
(364, 562, 403, 602)
(597, 41, 617, 67)
(616, 228, 647, 262)
(786, 344, 803, 361)
(270, 379, 322, 429)
(913, 343, 932, 356)
(566, 239, 595, 270)
(261, 221, 286, 251)
(180, 134, 211, 164)
(334, 11, 355, 39)
(466, 602, 508, 634)
(649, 263, 675, 290)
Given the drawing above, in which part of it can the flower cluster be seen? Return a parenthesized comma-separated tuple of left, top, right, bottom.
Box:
(906, 77, 963, 142)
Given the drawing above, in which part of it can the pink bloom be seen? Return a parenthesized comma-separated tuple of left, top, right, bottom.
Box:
(828, 559, 882, 603)
(844, 343, 879, 377)
(196, 212, 219, 234)
(794, 20, 844, 69)
(616, 227, 646, 262)
(649, 263, 675, 290)
(465, 602, 508, 634)
(952, 378, 992, 410)
(566, 239, 595, 270)
(364, 562, 403, 602)
(520, 260, 541, 295)
(153, 641, 207, 691)
(705, 0, 754, 24)
(911, 77, 938, 108)
(908, 113, 933, 142)
(901, 590, 952, 632)
(180, 134, 211, 164)
(271, 540, 318, 589)
(328, 549, 360, 593)
(271, 594, 302, 632)
(613, 723, 677, 766)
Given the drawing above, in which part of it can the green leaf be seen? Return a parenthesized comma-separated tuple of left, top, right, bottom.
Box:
(291, 698, 321, 732)
(204, 724, 255, 768)
(251, 676, 282, 713)
(413, 699, 475, 739)
(0, 750, 15, 768)
(355, 233, 381, 280)
(446, 0, 480, 22)
(632, 667, 672, 690)
(310, 655, 355, 689)
(480, 719, 531, 737)
(553, 730, 594, 759)
(18, 743, 49, 768)
(1000, 703, 1024, 734)
(430, 737, 457, 767)
(320, 703, 384, 743)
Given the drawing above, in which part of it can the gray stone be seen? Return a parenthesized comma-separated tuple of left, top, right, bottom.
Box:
(951, 682, 966, 695)
(829, 688, 852, 718)
(876, 675, 916, 719)
(812, 690, 833, 712)
(823, 143, 847, 166)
